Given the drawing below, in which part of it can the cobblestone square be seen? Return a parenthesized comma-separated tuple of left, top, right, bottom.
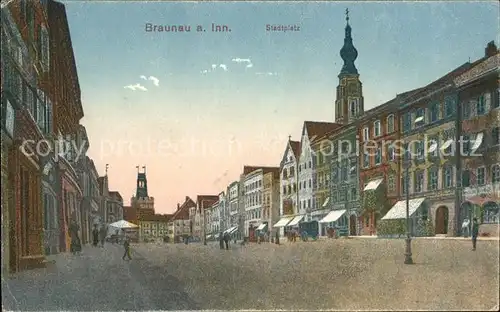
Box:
(3, 239, 498, 311)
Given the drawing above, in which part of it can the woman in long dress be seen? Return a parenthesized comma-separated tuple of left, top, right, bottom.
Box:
(69, 220, 82, 255)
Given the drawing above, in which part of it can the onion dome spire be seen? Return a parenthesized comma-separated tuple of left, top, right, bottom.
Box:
(339, 8, 359, 77)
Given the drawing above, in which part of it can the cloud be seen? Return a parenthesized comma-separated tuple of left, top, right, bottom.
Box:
(232, 58, 251, 64)
(201, 63, 229, 74)
(256, 72, 278, 76)
(139, 75, 160, 86)
(148, 76, 160, 86)
(232, 57, 254, 69)
(124, 83, 148, 91)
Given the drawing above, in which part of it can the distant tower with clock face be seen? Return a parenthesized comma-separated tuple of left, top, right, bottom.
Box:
(335, 9, 365, 125)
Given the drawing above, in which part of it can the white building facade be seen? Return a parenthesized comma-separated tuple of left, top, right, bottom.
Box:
(244, 169, 264, 236)
(298, 128, 315, 221)
(278, 139, 300, 235)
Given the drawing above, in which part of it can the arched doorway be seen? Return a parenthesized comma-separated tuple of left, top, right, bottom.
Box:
(349, 214, 357, 235)
(435, 206, 449, 234)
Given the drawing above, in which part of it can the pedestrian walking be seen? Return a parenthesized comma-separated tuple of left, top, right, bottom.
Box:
(223, 232, 230, 250)
(69, 220, 82, 255)
(275, 230, 280, 245)
(219, 231, 224, 249)
(99, 225, 107, 247)
(471, 218, 479, 251)
(462, 218, 470, 237)
(92, 225, 99, 247)
(122, 236, 132, 260)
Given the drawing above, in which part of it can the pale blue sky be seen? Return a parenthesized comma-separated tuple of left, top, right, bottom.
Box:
(61, 1, 498, 211)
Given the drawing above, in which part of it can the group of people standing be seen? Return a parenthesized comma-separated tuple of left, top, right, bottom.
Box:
(219, 231, 231, 249)
(92, 224, 108, 247)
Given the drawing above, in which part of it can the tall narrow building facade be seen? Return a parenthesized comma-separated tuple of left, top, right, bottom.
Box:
(335, 9, 364, 124)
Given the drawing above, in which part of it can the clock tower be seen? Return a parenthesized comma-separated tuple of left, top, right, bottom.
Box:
(335, 9, 364, 125)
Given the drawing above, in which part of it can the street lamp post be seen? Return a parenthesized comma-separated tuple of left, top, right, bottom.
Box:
(404, 148, 413, 265)
(202, 200, 208, 246)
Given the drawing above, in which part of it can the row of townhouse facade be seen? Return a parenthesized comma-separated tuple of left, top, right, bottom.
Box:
(273, 16, 499, 238)
(163, 166, 280, 243)
(174, 14, 498, 241)
(1, 0, 123, 274)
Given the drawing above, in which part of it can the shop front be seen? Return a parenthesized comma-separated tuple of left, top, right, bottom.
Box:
(1, 98, 15, 273)
(57, 157, 83, 252)
(41, 155, 59, 255)
(461, 184, 500, 237)
(319, 209, 348, 237)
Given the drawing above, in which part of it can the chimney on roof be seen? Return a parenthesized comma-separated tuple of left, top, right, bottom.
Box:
(185, 196, 189, 202)
(485, 41, 498, 58)
(177, 203, 180, 210)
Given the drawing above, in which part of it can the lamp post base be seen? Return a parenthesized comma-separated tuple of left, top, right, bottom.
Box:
(404, 236, 413, 264)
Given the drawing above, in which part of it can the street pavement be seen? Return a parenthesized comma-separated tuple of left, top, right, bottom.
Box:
(2, 238, 499, 311)
(1, 243, 200, 311)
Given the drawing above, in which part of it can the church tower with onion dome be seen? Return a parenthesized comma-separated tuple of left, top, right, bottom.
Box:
(335, 9, 365, 125)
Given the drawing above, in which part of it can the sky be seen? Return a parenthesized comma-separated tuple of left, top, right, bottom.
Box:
(62, 1, 498, 213)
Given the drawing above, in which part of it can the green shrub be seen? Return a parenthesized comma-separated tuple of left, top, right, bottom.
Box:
(377, 219, 406, 236)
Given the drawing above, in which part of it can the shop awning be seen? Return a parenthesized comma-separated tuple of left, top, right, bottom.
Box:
(319, 209, 346, 223)
(256, 223, 267, 231)
(382, 197, 426, 220)
(229, 226, 238, 234)
(471, 132, 484, 152)
(364, 178, 383, 191)
(273, 217, 293, 228)
(224, 226, 238, 234)
(441, 139, 454, 151)
(287, 215, 304, 227)
(322, 197, 330, 208)
(206, 234, 212, 239)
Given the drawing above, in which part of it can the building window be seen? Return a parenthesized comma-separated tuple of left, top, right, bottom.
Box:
(415, 171, 424, 193)
(363, 127, 369, 141)
(40, 27, 50, 71)
(416, 141, 424, 159)
(492, 127, 500, 146)
(477, 95, 486, 115)
(341, 159, 348, 181)
(373, 120, 381, 137)
(350, 188, 357, 201)
(443, 166, 453, 188)
(403, 143, 410, 162)
(476, 167, 485, 186)
(492, 165, 500, 183)
(374, 147, 382, 165)
(428, 168, 438, 191)
(463, 99, 474, 119)
(386, 115, 395, 133)
(444, 95, 456, 117)
(332, 167, 338, 183)
(339, 190, 347, 202)
(494, 88, 500, 109)
(414, 108, 425, 127)
(462, 170, 471, 187)
(429, 102, 440, 122)
(363, 151, 369, 168)
(403, 113, 411, 133)
(387, 174, 396, 192)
